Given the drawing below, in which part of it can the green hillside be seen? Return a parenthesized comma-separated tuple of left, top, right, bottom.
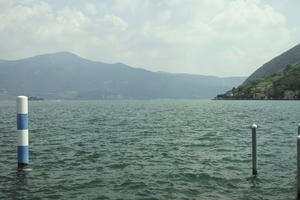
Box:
(244, 44, 300, 84)
(216, 62, 300, 100)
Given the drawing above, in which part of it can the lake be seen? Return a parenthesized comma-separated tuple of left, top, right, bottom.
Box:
(0, 100, 299, 199)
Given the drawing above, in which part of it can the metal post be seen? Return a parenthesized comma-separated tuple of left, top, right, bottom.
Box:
(16, 96, 29, 169)
(298, 123, 300, 136)
(297, 135, 300, 199)
(252, 124, 257, 175)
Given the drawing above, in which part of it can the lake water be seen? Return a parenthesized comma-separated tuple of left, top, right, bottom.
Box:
(0, 100, 299, 199)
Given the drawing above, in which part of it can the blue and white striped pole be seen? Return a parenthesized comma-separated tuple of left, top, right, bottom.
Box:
(16, 96, 29, 168)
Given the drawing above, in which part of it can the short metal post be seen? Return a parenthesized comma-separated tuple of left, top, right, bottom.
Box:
(252, 124, 257, 175)
(297, 135, 300, 199)
(298, 123, 300, 136)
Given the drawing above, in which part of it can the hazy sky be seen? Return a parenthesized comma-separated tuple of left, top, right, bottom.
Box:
(0, 0, 299, 77)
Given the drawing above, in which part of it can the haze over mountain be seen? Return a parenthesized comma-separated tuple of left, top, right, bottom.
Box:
(0, 52, 244, 100)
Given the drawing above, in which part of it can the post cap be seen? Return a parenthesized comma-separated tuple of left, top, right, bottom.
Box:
(298, 123, 300, 128)
(16, 96, 28, 114)
(252, 124, 257, 129)
(17, 96, 28, 100)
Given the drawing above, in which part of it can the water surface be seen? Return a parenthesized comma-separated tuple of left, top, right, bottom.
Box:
(0, 100, 299, 199)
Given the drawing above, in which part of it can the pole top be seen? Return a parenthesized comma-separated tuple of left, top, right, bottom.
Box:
(16, 96, 28, 114)
(17, 96, 28, 100)
(298, 123, 300, 128)
(252, 124, 257, 129)
(297, 135, 300, 140)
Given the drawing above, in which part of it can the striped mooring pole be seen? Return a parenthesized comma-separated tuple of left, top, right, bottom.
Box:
(251, 123, 257, 175)
(16, 96, 29, 169)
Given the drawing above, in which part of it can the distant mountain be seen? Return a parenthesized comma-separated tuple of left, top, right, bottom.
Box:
(216, 44, 300, 100)
(244, 44, 300, 84)
(0, 52, 245, 100)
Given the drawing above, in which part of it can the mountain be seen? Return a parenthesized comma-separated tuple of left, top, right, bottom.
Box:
(0, 52, 245, 100)
(244, 44, 300, 84)
(216, 44, 300, 100)
(216, 62, 300, 100)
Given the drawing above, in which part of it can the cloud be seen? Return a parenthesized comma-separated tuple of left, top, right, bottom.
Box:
(126, 0, 295, 76)
(211, 0, 287, 40)
(103, 14, 128, 31)
(85, 3, 98, 15)
(159, 10, 172, 22)
(0, 0, 129, 62)
(206, 0, 293, 75)
(0, 0, 298, 76)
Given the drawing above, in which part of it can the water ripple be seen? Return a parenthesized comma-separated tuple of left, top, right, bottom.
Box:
(0, 100, 300, 199)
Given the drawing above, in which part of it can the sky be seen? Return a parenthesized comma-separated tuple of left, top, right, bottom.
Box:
(0, 0, 299, 77)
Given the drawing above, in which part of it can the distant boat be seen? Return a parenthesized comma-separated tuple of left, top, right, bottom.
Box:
(28, 96, 44, 101)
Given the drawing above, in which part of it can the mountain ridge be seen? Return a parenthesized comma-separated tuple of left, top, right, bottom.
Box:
(244, 44, 300, 84)
(216, 43, 300, 100)
(0, 52, 245, 100)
